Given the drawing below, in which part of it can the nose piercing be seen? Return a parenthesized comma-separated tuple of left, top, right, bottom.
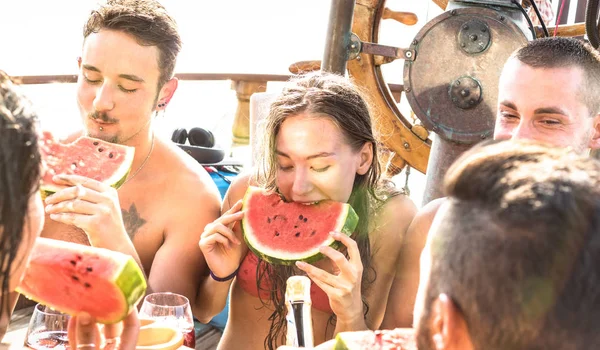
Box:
(99, 126, 104, 131)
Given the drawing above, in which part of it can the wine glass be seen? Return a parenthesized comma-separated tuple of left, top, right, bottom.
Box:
(24, 303, 70, 349)
(139, 292, 195, 348)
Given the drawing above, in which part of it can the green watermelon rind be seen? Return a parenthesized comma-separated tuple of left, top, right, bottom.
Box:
(111, 257, 147, 324)
(333, 329, 417, 350)
(241, 187, 359, 266)
(40, 137, 135, 198)
(16, 239, 147, 324)
(334, 331, 364, 350)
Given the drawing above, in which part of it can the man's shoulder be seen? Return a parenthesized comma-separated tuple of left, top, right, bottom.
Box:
(152, 138, 221, 199)
(407, 196, 447, 239)
(419, 197, 446, 220)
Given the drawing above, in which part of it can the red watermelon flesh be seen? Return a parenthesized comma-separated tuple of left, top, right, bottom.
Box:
(17, 238, 147, 324)
(40, 131, 134, 194)
(334, 328, 417, 350)
(241, 186, 359, 265)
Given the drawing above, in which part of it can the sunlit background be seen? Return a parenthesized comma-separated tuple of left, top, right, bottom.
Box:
(0, 0, 450, 206)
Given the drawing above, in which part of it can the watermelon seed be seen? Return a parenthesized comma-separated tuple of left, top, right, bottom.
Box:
(86, 267, 93, 272)
(76, 255, 82, 260)
(267, 217, 271, 224)
(84, 283, 91, 288)
(294, 225, 298, 229)
(93, 142, 99, 146)
(98, 148, 104, 152)
(275, 231, 280, 237)
(72, 276, 79, 281)
(311, 230, 316, 236)
(295, 232, 301, 237)
(303, 218, 308, 222)
(109, 152, 114, 158)
(70, 260, 76, 266)
(299, 215, 304, 220)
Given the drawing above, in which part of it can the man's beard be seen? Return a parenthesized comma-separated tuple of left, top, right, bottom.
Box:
(87, 111, 120, 143)
(86, 127, 120, 144)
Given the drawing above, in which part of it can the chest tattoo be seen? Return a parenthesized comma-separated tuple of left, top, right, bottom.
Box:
(121, 203, 147, 240)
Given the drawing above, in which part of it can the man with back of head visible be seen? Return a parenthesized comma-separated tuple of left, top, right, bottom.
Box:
(414, 140, 600, 349)
(382, 36, 600, 328)
(36, 0, 221, 318)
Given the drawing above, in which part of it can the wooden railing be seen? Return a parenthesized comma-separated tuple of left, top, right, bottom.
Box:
(11, 73, 404, 146)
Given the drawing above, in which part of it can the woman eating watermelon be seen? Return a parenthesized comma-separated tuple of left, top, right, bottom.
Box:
(0, 70, 139, 349)
(198, 72, 420, 349)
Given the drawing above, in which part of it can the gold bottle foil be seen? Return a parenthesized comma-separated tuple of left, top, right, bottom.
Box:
(285, 276, 314, 347)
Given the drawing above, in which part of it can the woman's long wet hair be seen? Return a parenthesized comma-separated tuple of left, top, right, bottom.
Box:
(254, 72, 399, 349)
(0, 71, 41, 319)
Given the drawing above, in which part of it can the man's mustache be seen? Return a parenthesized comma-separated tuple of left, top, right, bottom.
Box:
(90, 111, 119, 123)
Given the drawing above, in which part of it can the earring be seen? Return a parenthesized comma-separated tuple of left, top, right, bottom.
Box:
(158, 102, 167, 108)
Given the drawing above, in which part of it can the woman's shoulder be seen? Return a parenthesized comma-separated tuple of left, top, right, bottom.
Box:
(377, 192, 417, 224)
(373, 180, 415, 217)
(368, 183, 417, 241)
(221, 172, 256, 211)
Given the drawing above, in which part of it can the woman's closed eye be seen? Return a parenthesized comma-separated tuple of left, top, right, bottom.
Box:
(312, 165, 331, 173)
(278, 164, 294, 172)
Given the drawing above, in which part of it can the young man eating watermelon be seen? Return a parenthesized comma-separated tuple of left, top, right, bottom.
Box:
(0, 71, 140, 349)
(198, 72, 418, 349)
(36, 0, 222, 319)
(381, 37, 600, 330)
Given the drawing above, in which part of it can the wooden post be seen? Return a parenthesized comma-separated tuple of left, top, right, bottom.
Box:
(231, 80, 267, 145)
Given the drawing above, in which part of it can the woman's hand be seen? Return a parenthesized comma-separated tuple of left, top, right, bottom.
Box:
(199, 200, 246, 279)
(296, 232, 365, 329)
(67, 309, 140, 349)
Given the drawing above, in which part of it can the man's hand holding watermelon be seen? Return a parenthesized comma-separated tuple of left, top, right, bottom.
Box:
(44, 174, 141, 268)
(67, 309, 140, 350)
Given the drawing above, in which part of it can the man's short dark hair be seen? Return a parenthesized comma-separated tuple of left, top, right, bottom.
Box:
(425, 140, 600, 349)
(83, 0, 182, 89)
(510, 37, 600, 116)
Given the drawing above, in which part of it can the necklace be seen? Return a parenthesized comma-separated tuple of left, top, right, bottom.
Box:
(122, 133, 155, 186)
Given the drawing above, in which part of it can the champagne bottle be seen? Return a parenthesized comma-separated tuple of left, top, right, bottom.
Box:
(285, 275, 314, 348)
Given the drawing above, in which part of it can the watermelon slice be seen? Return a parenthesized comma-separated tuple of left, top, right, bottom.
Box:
(334, 328, 417, 350)
(241, 186, 359, 265)
(40, 131, 134, 195)
(16, 238, 147, 324)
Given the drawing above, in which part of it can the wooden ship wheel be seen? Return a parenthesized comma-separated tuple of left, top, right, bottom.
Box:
(292, 0, 591, 204)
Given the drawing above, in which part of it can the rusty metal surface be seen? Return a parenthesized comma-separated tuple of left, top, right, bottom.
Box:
(348, 33, 416, 61)
(457, 19, 491, 54)
(322, 0, 356, 74)
(361, 39, 416, 61)
(403, 6, 528, 144)
(422, 134, 473, 205)
(452, 0, 520, 7)
(449, 76, 482, 109)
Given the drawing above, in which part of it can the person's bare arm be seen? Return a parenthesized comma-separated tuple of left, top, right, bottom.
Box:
(379, 197, 445, 329)
(360, 194, 417, 331)
(146, 174, 221, 313)
(194, 174, 251, 322)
